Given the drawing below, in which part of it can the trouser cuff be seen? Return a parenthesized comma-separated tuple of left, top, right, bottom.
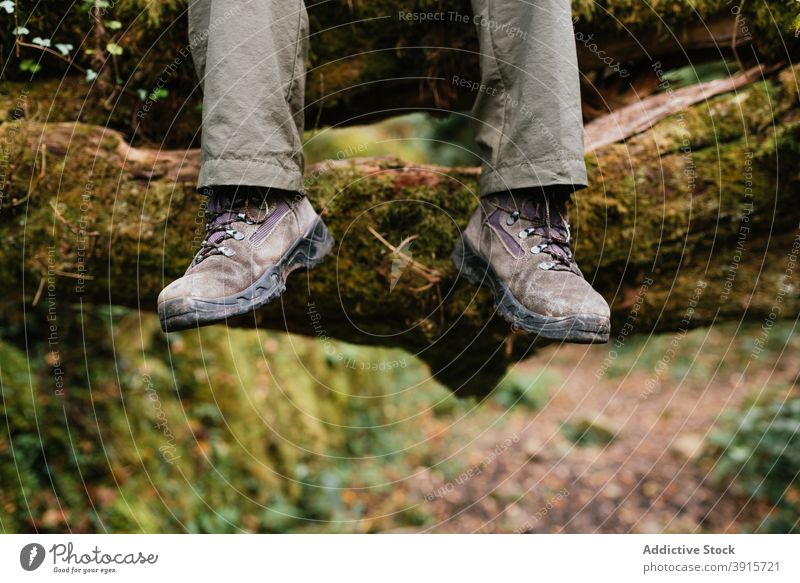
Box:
(197, 157, 305, 194)
(480, 158, 588, 197)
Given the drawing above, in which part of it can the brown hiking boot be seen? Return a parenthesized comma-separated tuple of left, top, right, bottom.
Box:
(452, 188, 610, 343)
(158, 188, 334, 332)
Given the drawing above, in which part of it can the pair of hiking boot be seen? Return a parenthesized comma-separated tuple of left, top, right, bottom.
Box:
(158, 188, 609, 343)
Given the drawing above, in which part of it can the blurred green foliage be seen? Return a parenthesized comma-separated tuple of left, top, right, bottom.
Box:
(660, 59, 741, 90)
(491, 369, 560, 411)
(561, 418, 618, 448)
(304, 112, 481, 168)
(709, 396, 800, 533)
(0, 309, 465, 532)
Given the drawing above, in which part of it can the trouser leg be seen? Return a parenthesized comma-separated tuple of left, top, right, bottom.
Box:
(188, 0, 309, 193)
(470, 0, 587, 196)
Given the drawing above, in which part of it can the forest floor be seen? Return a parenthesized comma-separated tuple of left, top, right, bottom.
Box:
(4, 311, 795, 534)
(399, 337, 797, 533)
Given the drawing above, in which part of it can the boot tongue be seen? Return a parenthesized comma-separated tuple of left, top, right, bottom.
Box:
(206, 186, 272, 212)
(206, 189, 241, 214)
(519, 197, 569, 241)
(207, 188, 273, 220)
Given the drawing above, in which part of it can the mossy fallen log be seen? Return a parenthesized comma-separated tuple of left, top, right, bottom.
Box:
(1, 67, 799, 396)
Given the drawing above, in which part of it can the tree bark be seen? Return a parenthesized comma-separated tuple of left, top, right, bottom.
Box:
(1, 66, 798, 396)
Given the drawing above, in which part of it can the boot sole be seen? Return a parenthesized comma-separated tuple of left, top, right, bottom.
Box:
(159, 217, 334, 332)
(451, 237, 610, 344)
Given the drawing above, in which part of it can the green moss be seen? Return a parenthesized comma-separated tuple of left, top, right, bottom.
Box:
(2, 65, 799, 396)
(0, 307, 450, 532)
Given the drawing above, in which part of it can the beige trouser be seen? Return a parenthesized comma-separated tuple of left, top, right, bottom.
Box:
(188, 0, 587, 196)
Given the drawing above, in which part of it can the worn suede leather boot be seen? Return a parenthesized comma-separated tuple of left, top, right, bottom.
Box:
(452, 188, 610, 343)
(158, 188, 333, 332)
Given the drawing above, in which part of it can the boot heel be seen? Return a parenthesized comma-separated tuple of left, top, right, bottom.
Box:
(292, 218, 335, 270)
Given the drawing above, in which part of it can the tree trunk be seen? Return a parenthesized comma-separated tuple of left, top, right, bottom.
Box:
(1, 66, 798, 396)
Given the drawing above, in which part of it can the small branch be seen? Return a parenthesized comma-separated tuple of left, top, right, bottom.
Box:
(15, 41, 140, 100)
(584, 65, 765, 152)
(49, 200, 100, 236)
(53, 270, 94, 281)
(367, 226, 442, 286)
(38, 143, 46, 179)
(15, 41, 85, 74)
(31, 275, 46, 307)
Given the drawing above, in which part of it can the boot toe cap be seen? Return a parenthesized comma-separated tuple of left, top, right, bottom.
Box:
(158, 275, 198, 306)
(579, 286, 611, 320)
(523, 274, 610, 320)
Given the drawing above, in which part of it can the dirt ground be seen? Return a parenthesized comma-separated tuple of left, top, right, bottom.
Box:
(407, 341, 796, 533)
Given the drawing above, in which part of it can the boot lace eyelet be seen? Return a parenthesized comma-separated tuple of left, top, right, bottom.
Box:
(539, 261, 556, 270)
(506, 211, 520, 226)
(219, 246, 236, 257)
(237, 212, 254, 225)
(226, 228, 245, 241)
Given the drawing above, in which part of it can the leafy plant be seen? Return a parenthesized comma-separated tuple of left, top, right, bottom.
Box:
(19, 58, 40, 73)
(708, 395, 800, 533)
(491, 369, 558, 410)
(561, 417, 618, 447)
